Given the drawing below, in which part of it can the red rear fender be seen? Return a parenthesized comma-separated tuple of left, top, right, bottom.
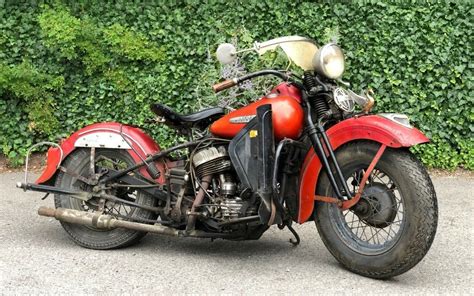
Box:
(297, 115, 429, 223)
(35, 122, 166, 184)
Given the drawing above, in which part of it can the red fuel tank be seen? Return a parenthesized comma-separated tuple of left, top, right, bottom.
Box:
(210, 83, 304, 140)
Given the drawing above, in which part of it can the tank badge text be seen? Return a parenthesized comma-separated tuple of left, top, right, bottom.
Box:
(229, 115, 256, 124)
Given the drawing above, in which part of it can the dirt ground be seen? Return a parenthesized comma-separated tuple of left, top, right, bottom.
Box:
(0, 153, 47, 174)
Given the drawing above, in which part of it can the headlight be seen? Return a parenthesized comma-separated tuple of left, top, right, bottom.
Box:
(313, 43, 345, 79)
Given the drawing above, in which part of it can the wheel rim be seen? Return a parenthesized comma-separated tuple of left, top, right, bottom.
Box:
(68, 151, 141, 230)
(328, 167, 406, 255)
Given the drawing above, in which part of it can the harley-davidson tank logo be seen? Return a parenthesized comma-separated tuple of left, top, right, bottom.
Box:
(229, 115, 256, 124)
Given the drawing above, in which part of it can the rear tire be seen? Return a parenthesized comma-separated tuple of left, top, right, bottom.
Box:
(314, 141, 438, 279)
(55, 148, 157, 250)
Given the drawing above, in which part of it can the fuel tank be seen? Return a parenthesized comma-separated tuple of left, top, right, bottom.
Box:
(210, 83, 304, 140)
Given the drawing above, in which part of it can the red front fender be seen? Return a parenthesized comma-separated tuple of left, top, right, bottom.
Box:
(297, 115, 429, 223)
(35, 122, 166, 185)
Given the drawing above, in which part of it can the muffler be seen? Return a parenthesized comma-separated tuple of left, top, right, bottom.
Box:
(38, 207, 245, 239)
(38, 207, 179, 236)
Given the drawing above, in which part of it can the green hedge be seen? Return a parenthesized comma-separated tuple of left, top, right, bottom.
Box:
(0, 1, 472, 169)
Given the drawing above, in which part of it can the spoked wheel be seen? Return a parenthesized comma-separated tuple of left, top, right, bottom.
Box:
(54, 148, 157, 249)
(336, 168, 405, 255)
(314, 141, 438, 279)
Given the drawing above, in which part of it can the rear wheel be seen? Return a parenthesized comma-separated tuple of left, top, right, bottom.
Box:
(54, 148, 157, 249)
(314, 141, 438, 279)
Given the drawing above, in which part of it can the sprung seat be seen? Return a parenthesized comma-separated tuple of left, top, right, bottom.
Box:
(150, 103, 225, 130)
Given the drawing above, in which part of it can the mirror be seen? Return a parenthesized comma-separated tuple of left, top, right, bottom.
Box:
(216, 43, 237, 64)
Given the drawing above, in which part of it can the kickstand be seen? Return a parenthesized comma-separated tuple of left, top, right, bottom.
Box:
(286, 223, 300, 246)
(279, 220, 300, 246)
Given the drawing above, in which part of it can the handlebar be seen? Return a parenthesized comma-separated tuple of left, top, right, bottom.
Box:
(212, 70, 290, 93)
(212, 79, 237, 93)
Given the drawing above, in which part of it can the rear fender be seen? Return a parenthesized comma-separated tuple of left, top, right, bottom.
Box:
(36, 122, 166, 184)
(297, 114, 429, 223)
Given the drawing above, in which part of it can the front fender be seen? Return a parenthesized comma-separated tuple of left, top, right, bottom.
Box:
(297, 114, 429, 223)
(35, 122, 166, 185)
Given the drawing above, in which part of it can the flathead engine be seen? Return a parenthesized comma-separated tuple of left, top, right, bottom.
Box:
(192, 146, 256, 222)
(193, 146, 231, 180)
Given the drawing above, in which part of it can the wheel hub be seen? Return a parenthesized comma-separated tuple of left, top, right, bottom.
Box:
(352, 183, 397, 228)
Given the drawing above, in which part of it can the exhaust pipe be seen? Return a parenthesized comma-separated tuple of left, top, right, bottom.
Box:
(38, 207, 247, 239)
(38, 207, 179, 237)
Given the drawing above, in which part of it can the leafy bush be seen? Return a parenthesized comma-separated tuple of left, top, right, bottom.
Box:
(0, 1, 472, 170)
(0, 61, 63, 165)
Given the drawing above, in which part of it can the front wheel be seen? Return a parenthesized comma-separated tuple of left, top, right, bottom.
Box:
(314, 141, 438, 279)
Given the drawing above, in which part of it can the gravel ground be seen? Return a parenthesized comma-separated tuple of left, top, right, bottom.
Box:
(0, 172, 472, 295)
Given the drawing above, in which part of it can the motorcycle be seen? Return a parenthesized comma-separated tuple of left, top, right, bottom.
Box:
(17, 36, 438, 279)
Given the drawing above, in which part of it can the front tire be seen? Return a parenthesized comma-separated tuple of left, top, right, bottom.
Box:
(315, 141, 438, 279)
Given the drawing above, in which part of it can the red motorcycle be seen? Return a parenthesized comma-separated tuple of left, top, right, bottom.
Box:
(18, 36, 438, 278)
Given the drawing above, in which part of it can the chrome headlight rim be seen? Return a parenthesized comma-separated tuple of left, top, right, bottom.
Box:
(313, 43, 345, 79)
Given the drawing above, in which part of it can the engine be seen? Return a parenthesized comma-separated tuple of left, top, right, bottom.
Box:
(193, 146, 231, 179)
(192, 146, 257, 221)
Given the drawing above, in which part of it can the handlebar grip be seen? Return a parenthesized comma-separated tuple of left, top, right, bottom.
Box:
(212, 79, 237, 93)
